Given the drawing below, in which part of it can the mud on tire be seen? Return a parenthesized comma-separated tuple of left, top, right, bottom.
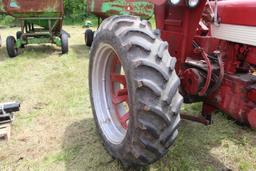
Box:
(89, 15, 183, 167)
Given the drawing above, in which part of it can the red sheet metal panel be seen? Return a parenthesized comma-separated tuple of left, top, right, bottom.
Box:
(212, 0, 256, 26)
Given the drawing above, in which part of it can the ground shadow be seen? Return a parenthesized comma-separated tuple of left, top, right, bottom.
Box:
(0, 41, 88, 61)
(63, 118, 150, 171)
(0, 47, 8, 61)
(0, 44, 59, 61)
(21, 44, 63, 59)
(151, 112, 256, 170)
(62, 113, 255, 171)
(70, 44, 90, 58)
(150, 120, 231, 170)
(62, 118, 120, 171)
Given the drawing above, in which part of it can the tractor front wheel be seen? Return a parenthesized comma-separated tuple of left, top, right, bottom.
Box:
(89, 16, 183, 166)
(61, 33, 69, 54)
(6, 36, 18, 58)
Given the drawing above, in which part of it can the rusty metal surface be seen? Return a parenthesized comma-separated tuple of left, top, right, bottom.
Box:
(0, 0, 6, 14)
(2, 0, 64, 18)
(87, 0, 154, 19)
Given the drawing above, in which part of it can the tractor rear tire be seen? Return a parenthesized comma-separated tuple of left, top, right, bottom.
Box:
(89, 15, 183, 167)
(6, 36, 18, 58)
(16, 31, 25, 48)
(61, 33, 69, 54)
(85, 29, 94, 47)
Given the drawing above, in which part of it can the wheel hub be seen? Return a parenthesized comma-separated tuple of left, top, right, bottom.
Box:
(110, 55, 129, 129)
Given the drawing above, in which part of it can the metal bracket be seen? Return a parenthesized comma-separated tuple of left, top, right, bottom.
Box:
(181, 113, 210, 125)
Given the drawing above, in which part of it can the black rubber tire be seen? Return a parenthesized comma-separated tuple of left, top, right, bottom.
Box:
(16, 31, 22, 40)
(16, 31, 25, 48)
(89, 15, 183, 167)
(85, 29, 94, 47)
(61, 33, 69, 54)
(6, 36, 18, 58)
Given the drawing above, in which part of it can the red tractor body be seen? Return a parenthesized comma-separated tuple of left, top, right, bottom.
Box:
(208, 0, 256, 128)
(154, 0, 256, 128)
(89, 0, 256, 128)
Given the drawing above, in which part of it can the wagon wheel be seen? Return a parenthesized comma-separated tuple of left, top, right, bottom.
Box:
(6, 36, 18, 58)
(89, 16, 183, 166)
(61, 33, 69, 54)
(16, 31, 25, 48)
(85, 29, 94, 47)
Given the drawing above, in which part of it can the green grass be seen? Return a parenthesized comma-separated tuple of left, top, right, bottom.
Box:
(0, 26, 255, 171)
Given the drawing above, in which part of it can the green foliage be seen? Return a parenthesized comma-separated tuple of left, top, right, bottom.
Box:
(64, 0, 87, 24)
(0, 15, 15, 26)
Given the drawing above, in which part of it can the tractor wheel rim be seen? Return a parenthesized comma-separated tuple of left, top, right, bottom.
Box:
(92, 43, 130, 144)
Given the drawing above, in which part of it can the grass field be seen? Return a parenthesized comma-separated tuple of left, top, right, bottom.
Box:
(0, 26, 255, 171)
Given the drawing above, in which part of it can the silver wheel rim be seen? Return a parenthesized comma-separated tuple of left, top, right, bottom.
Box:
(91, 43, 127, 145)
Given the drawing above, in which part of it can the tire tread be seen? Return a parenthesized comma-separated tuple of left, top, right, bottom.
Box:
(92, 15, 183, 166)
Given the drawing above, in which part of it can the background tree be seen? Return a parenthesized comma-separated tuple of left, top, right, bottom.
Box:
(64, 0, 88, 23)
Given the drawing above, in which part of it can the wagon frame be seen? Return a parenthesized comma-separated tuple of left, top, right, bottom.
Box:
(0, 0, 69, 57)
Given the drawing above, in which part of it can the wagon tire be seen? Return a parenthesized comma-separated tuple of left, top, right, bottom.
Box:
(89, 15, 183, 167)
(85, 29, 94, 47)
(61, 33, 69, 54)
(6, 36, 18, 58)
(16, 31, 25, 48)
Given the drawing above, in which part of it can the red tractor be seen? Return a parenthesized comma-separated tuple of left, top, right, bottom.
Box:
(88, 0, 256, 167)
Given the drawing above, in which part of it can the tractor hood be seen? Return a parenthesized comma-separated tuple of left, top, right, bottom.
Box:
(211, 0, 256, 46)
(212, 0, 256, 26)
